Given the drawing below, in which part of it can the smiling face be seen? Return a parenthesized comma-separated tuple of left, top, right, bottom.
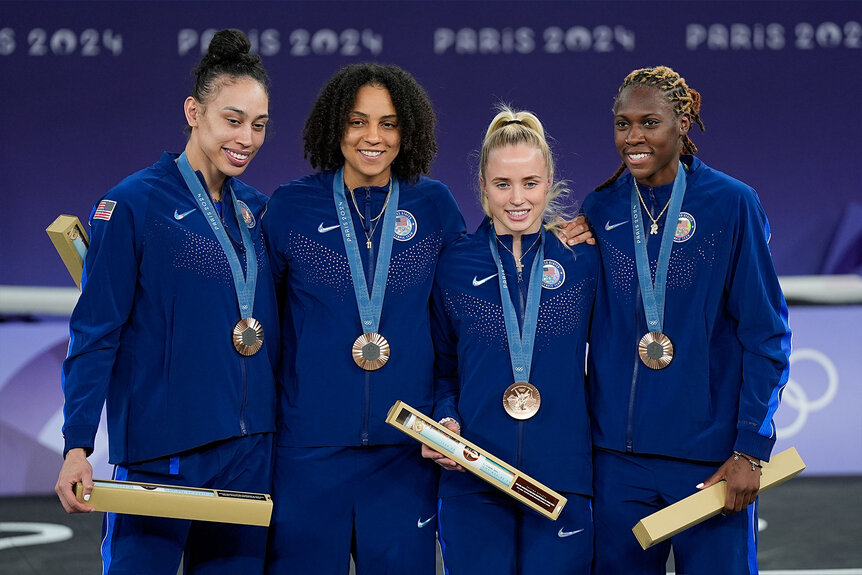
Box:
(482, 143, 551, 239)
(184, 76, 269, 196)
(340, 84, 401, 189)
(614, 85, 690, 188)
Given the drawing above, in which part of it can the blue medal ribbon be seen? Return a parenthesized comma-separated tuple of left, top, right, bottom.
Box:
(488, 228, 545, 384)
(333, 167, 400, 335)
(177, 152, 258, 320)
(630, 161, 687, 333)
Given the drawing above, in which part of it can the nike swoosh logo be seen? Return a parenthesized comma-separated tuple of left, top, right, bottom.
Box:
(318, 223, 340, 233)
(472, 273, 498, 287)
(558, 528, 584, 538)
(417, 514, 436, 528)
(604, 220, 629, 231)
(174, 209, 196, 220)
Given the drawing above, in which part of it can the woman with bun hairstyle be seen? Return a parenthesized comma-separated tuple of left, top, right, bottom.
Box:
(423, 106, 598, 575)
(55, 29, 279, 574)
(582, 66, 791, 574)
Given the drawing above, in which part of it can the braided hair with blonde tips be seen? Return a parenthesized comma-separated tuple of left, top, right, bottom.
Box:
(596, 66, 705, 191)
(479, 105, 574, 233)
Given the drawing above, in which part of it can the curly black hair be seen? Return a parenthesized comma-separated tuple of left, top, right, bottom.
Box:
(303, 63, 437, 183)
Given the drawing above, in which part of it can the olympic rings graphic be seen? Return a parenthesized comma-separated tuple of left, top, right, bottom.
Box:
(777, 348, 839, 439)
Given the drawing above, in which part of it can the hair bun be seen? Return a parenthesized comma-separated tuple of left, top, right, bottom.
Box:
(188, 28, 270, 106)
(204, 29, 252, 65)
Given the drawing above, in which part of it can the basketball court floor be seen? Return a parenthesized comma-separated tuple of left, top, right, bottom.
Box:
(1, 476, 860, 574)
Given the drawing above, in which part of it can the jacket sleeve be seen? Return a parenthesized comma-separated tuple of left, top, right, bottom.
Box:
(433, 183, 467, 250)
(262, 188, 291, 314)
(61, 193, 141, 456)
(430, 271, 461, 425)
(724, 187, 791, 462)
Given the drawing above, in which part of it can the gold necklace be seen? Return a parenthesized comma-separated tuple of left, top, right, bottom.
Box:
(496, 232, 541, 273)
(349, 179, 393, 248)
(634, 179, 672, 235)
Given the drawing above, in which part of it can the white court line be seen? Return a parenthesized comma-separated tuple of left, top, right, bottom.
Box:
(668, 571, 862, 575)
(760, 571, 862, 575)
(0, 522, 73, 550)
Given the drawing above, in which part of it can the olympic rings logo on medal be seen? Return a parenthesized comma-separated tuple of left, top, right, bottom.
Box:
(542, 259, 565, 289)
(394, 210, 417, 241)
(673, 212, 695, 243)
(237, 200, 256, 228)
(775, 348, 839, 439)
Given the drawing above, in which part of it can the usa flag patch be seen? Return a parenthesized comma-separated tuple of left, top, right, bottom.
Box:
(93, 200, 117, 221)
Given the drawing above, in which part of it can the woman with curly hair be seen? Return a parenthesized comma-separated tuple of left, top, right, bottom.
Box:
(263, 63, 465, 574)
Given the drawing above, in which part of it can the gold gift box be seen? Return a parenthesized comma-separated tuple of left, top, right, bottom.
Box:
(75, 479, 273, 526)
(386, 401, 567, 520)
(46, 215, 89, 289)
(632, 446, 806, 549)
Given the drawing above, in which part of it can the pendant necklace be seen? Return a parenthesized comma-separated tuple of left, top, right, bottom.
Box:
(495, 232, 541, 273)
(349, 180, 393, 249)
(634, 180, 672, 235)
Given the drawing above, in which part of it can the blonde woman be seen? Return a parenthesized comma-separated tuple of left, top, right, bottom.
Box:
(423, 106, 598, 575)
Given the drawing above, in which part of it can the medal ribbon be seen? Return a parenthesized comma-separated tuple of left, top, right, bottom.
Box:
(630, 161, 687, 333)
(177, 152, 258, 319)
(488, 228, 545, 384)
(333, 167, 400, 335)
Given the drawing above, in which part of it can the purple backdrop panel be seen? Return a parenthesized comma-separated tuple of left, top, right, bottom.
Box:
(0, 323, 110, 496)
(1, 1, 860, 286)
(773, 306, 862, 475)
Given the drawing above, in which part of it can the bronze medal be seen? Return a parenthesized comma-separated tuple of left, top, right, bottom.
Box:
(638, 331, 674, 370)
(233, 317, 264, 356)
(352, 332, 390, 371)
(503, 382, 541, 420)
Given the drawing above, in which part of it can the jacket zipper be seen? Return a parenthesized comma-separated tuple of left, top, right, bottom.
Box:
(626, 284, 640, 452)
(360, 187, 374, 445)
(240, 357, 248, 436)
(516, 251, 527, 465)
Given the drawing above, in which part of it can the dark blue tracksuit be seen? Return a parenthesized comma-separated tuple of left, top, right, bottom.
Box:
(582, 156, 791, 574)
(62, 152, 279, 574)
(431, 222, 599, 575)
(263, 171, 465, 574)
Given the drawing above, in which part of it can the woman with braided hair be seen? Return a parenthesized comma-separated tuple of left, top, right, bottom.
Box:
(582, 66, 791, 574)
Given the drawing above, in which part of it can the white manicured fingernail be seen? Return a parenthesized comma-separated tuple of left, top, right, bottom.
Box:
(696, 483, 704, 489)
(83, 494, 90, 501)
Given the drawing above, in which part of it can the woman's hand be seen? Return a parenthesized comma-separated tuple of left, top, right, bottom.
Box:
(697, 452, 761, 514)
(557, 215, 596, 246)
(421, 420, 465, 472)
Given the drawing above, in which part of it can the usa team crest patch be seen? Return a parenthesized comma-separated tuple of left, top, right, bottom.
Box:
(93, 200, 117, 221)
(542, 259, 565, 289)
(673, 212, 696, 243)
(393, 210, 417, 241)
(237, 200, 255, 228)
